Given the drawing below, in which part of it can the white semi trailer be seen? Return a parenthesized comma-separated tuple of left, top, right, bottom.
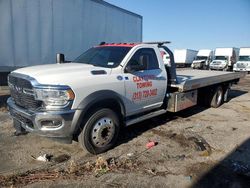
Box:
(0, 0, 142, 85)
(191, 49, 213, 70)
(210, 48, 239, 71)
(174, 49, 198, 67)
(233, 47, 250, 73)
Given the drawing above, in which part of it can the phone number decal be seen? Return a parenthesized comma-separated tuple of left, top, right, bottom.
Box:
(132, 89, 158, 101)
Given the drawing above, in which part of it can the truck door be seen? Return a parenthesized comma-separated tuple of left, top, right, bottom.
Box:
(123, 48, 167, 116)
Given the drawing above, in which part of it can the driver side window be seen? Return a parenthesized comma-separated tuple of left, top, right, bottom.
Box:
(126, 48, 159, 72)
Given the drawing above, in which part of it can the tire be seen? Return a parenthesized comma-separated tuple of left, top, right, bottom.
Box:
(223, 86, 230, 103)
(78, 108, 120, 154)
(210, 86, 224, 108)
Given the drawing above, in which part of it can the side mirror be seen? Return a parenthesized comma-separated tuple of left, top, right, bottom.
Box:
(56, 53, 65, 64)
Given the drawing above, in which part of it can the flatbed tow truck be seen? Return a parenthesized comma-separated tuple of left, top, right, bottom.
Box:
(7, 41, 244, 154)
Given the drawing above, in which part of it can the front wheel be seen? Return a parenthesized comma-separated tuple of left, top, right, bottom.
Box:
(78, 108, 120, 154)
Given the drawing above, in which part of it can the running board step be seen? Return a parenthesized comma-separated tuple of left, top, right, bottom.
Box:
(125, 109, 167, 126)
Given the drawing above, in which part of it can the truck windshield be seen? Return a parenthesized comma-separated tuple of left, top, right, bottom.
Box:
(215, 56, 227, 60)
(74, 46, 131, 68)
(239, 56, 250, 61)
(195, 56, 207, 60)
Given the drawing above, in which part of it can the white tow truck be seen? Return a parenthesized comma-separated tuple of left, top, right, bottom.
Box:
(233, 47, 250, 73)
(7, 42, 244, 154)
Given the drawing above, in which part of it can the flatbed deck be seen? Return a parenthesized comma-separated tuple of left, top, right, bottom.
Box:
(171, 70, 244, 92)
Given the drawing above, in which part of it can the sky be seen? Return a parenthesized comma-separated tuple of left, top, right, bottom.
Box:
(106, 0, 250, 51)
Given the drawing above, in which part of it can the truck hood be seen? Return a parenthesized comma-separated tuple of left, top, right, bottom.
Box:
(236, 61, 249, 64)
(235, 61, 250, 67)
(13, 62, 112, 85)
(193, 60, 206, 63)
(211, 60, 227, 65)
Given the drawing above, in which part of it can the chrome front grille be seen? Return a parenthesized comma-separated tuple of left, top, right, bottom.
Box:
(8, 75, 42, 110)
(237, 63, 246, 68)
(212, 61, 221, 65)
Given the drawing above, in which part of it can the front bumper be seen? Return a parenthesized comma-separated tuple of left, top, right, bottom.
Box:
(7, 98, 75, 141)
(209, 65, 225, 70)
(233, 67, 250, 72)
(192, 63, 202, 69)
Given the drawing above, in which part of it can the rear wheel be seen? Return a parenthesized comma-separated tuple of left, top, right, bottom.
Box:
(78, 108, 120, 154)
(223, 86, 230, 103)
(210, 86, 224, 108)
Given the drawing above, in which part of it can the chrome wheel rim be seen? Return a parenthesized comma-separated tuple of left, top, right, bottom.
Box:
(91, 117, 115, 147)
(224, 89, 229, 102)
(216, 89, 223, 105)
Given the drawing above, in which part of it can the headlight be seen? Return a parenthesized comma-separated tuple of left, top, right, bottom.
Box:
(34, 87, 75, 108)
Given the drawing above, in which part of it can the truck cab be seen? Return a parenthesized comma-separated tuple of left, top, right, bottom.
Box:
(191, 49, 213, 69)
(233, 47, 250, 73)
(210, 48, 239, 71)
(7, 42, 174, 154)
